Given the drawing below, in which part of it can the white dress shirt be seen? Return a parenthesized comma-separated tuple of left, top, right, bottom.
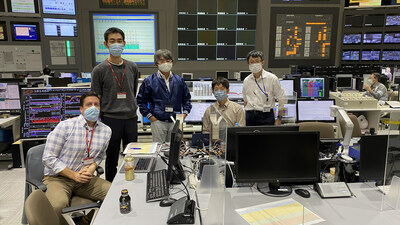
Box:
(158, 70, 172, 91)
(242, 69, 286, 111)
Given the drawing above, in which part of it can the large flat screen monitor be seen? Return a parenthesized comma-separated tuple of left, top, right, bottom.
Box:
(336, 74, 353, 89)
(359, 135, 388, 181)
(363, 33, 382, 44)
(43, 18, 77, 37)
(343, 33, 361, 44)
(342, 50, 359, 61)
(184, 102, 212, 124)
(299, 77, 326, 98)
(382, 50, 400, 61)
(296, 99, 335, 123)
(42, 0, 75, 15)
(234, 131, 319, 196)
(364, 14, 385, 27)
(11, 22, 40, 41)
(7, 0, 38, 13)
(20, 87, 91, 139)
(386, 15, 400, 26)
(91, 13, 158, 66)
(384, 32, 400, 44)
(0, 80, 21, 111)
(344, 15, 363, 27)
(280, 79, 294, 96)
(361, 50, 380, 61)
(226, 125, 299, 162)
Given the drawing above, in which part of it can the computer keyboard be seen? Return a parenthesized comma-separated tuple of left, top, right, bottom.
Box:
(136, 158, 151, 171)
(146, 169, 169, 202)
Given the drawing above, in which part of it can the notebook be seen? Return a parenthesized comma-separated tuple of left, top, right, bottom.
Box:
(119, 143, 161, 173)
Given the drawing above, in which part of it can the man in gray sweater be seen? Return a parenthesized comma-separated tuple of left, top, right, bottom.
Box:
(91, 27, 139, 182)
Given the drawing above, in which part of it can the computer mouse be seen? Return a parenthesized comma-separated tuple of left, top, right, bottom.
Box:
(295, 189, 310, 198)
(159, 198, 177, 207)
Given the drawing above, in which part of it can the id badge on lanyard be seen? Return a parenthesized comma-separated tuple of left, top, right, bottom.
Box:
(83, 127, 95, 166)
(117, 92, 127, 99)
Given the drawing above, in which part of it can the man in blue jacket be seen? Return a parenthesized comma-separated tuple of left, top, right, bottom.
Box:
(137, 49, 192, 143)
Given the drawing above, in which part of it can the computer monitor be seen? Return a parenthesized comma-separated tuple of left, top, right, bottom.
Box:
(42, 0, 75, 15)
(81, 72, 92, 79)
(181, 73, 193, 80)
(43, 18, 77, 37)
(228, 81, 243, 100)
(344, 15, 363, 28)
(336, 74, 353, 90)
(296, 99, 336, 123)
(239, 71, 251, 81)
(386, 14, 400, 26)
(299, 77, 325, 98)
(359, 135, 389, 181)
(343, 33, 361, 45)
(191, 81, 213, 100)
(184, 102, 213, 124)
(384, 32, 400, 44)
(60, 72, 77, 83)
(280, 79, 294, 96)
(0, 80, 21, 111)
(381, 66, 395, 82)
(216, 71, 229, 79)
(363, 33, 382, 44)
(382, 50, 400, 61)
(361, 50, 380, 61)
(7, 0, 39, 13)
(234, 131, 320, 196)
(364, 14, 385, 27)
(167, 120, 185, 184)
(48, 77, 72, 87)
(20, 87, 91, 138)
(342, 50, 359, 61)
(226, 125, 299, 162)
(91, 13, 158, 66)
(11, 22, 40, 41)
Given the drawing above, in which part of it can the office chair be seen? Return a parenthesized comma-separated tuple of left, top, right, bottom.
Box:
(298, 122, 335, 138)
(25, 189, 60, 225)
(339, 114, 362, 138)
(22, 144, 102, 225)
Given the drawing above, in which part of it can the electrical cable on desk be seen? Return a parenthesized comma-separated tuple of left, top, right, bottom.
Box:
(182, 164, 194, 173)
(320, 153, 338, 181)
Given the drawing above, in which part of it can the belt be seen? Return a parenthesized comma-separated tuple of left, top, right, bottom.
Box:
(246, 110, 271, 114)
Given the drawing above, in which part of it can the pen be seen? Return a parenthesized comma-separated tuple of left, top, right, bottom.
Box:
(130, 148, 141, 150)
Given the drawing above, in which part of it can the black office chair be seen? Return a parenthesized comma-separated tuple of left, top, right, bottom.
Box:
(22, 144, 102, 225)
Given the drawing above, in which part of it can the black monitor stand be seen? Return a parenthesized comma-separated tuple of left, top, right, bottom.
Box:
(257, 182, 293, 197)
(167, 161, 186, 185)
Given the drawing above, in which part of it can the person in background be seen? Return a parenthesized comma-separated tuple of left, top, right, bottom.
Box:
(202, 77, 245, 132)
(242, 50, 286, 126)
(364, 72, 388, 101)
(91, 27, 139, 182)
(137, 49, 192, 143)
(42, 91, 111, 225)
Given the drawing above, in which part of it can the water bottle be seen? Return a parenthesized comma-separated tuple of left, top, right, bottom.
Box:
(119, 189, 131, 214)
(124, 154, 134, 181)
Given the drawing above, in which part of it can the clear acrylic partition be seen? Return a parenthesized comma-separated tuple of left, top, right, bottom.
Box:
(381, 110, 400, 212)
(274, 91, 298, 124)
(197, 105, 229, 224)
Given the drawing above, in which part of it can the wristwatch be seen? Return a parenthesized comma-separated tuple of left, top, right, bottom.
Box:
(277, 115, 283, 120)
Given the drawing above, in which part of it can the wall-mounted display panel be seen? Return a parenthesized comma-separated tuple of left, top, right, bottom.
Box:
(177, 0, 258, 61)
(363, 33, 382, 44)
(91, 13, 158, 66)
(342, 50, 360, 61)
(99, 0, 147, 8)
(0, 45, 42, 71)
(10, 22, 40, 41)
(0, 0, 5, 12)
(42, 0, 75, 15)
(344, 15, 363, 27)
(49, 40, 76, 65)
(343, 33, 361, 44)
(269, 7, 339, 67)
(361, 50, 380, 61)
(384, 32, 400, 44)
(382, 50, 400, 61)
(364, 14, 385, 27)
(7, 0, 39, 13)
(44, 18, 77, 37)
(386, 15, 400, 26)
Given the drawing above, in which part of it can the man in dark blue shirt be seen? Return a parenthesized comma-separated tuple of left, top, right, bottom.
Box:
(137, 49, 192, 143)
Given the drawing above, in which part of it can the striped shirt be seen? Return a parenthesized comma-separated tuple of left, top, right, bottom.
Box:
(43, 115, 112, 176)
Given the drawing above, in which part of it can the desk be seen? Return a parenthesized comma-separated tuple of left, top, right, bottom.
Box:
(93, 157, 201, 225)
(137, 125, 202, 142)
(197, 183, 400, 225)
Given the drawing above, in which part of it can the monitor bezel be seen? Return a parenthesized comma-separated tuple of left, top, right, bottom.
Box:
(296, 99, 336, 123)
(10, 21, 40, 41)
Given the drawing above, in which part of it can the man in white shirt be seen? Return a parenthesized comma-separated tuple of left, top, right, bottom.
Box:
(242, 50, 286, 126)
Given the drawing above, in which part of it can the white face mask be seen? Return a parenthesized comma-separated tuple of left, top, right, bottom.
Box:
(249, 63, 263, 74)
(158, 62, 173, 73)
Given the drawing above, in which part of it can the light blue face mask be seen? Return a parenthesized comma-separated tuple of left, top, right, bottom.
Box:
(214, 90, 226, 101)
(84, 106, 99, 122)
(109, 43, 124, 57)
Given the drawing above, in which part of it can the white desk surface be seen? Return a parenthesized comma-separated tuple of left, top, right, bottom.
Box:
(0, 115, 19, 128)
(197, 182, 400, 225)
(93, 157, 201, 225)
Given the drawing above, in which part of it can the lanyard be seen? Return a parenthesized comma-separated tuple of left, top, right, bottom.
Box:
(254, 75, 268, 97)
(86, 126, 95, 157)
(107, 59, 125, 90)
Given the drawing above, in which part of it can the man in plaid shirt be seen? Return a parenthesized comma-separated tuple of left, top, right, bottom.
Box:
(42, 91, 112, 225)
